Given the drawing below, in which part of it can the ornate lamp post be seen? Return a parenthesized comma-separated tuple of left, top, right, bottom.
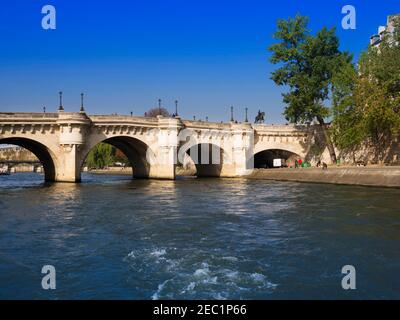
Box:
(58, 91, 64, 111)
(80, 93, 85, 112)
(175, 100, 178, 117)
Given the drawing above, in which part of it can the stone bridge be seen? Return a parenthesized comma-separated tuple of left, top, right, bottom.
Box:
(0, 112, 325, 182)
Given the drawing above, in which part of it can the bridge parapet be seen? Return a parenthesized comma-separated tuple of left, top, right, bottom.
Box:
(0, 113, 58, 130)
(253, 123, 310, 133)
(90, 114, 158, 124)
(0, 112, 58, 119)
(57, 112, 91, 123)
(182, 120, 232, 130)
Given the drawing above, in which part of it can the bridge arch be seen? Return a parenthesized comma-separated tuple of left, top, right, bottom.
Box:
(253, 148, 301, 169)
(79, 135, 156, 179)
(0, 137, 57, 181)
(178, 142, 230, 177)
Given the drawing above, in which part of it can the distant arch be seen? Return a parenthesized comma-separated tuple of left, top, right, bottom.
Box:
(79, 135, 154, 179)
(0, 137, 57, 181)
(179, 143, 228, 177)
(253, 148, 301, 169)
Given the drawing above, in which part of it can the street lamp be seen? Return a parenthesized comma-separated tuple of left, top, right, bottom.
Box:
(80, 93, 85, 112)
(58, 91, 64, 111)
(175, 100, 178, 117)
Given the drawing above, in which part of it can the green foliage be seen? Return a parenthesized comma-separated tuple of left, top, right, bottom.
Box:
(331, 58, 364, 150)
(332, 19, 400, 160)
(269, 15, 350, 124)
(269, 15, 351, 162)
(85, 143, 128, 169)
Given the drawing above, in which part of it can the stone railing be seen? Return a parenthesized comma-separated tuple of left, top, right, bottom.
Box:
(0, 112, 59, 119)
(89, 115, 158, 123)
(182, 120, 232, 130)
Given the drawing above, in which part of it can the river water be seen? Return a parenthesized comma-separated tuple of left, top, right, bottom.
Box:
(0, 173, 399, 299)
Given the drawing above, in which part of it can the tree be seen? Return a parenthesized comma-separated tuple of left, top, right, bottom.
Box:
(332, 18, 400, 163)
(115, 149, 130, 166)
(269, 15, 350, 163)
(331, 58, 364, 157)
(85, 143, 128, 169)
(145, 107, 171, 117)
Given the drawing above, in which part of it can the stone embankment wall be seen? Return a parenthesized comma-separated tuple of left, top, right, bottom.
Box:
(247, 167, 400, 188)
(0, 147, 38, 161)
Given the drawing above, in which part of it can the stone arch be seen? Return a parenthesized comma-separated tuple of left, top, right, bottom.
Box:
(179, 142, 229, 177)
(253, 148, 302, 169)
(254, 141, 306, 156)
(0, 137, 57, 181)
(79, 135, 156, 179)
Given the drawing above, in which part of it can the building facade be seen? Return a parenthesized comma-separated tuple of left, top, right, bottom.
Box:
(370, 14, 400, 47)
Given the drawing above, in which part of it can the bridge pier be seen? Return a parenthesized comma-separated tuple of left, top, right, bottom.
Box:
(54, 112, 91, 182)
(149, 163, 176, 179)
(55, 144, 82, 182)
(220, 122, 254, 177)
(148, 117, 181, 180)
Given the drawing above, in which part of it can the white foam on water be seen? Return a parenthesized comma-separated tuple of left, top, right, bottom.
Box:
(193, 262, 210, 278)
(193, 268, 209, 277)
(202, 276, 218, 285)
(165, 258, 180, 272)
(212, 292, 227, 300)
(127, 249, 278, 299)
(224, 270, 239, 280)
(150, 248, 166, 257)
(248, 272, 278, 290)
(266, 281, 278, 289)
(180, 281, 196, 294)
(151, 279, 170, 300)
(221, 256, 238, 262)
(250, 272, 266, 283)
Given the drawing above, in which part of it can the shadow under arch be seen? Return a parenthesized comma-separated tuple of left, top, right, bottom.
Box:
(0, 137, 56, 181)
(80, 136, 152, 179)
(180, 143, 226, 177)
(253, 149, 301, 169)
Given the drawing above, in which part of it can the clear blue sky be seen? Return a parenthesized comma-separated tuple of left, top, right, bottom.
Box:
(0, 0, 398, 123)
